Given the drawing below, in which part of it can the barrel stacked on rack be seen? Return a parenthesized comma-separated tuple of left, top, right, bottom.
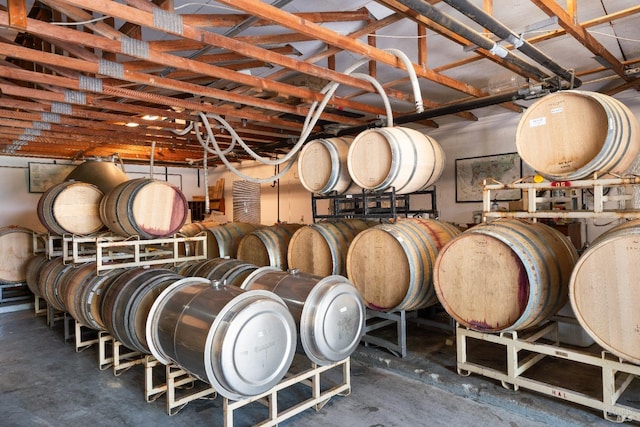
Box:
(25, 217, 370, 400)
(36, 161, 189, 239)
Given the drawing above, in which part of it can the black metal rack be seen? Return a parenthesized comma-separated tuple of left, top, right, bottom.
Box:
(311, 187, 437, 222)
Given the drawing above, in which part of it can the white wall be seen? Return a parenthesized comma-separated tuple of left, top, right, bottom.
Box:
(2, 90, 638, 244)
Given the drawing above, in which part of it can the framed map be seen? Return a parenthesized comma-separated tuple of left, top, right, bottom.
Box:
(455, 153, 522, 202)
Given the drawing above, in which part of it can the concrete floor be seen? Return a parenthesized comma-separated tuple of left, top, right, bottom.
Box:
(0, 305, 632, 426)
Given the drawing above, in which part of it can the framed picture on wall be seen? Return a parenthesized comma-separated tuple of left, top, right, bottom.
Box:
(28, 162, 76, 193)
(455, 153, 522, 203)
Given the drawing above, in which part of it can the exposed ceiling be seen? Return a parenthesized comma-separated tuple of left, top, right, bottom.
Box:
(0, 0, 638, 166)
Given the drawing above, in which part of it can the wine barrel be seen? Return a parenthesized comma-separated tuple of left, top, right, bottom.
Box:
(570, 220, 640, 364)
(434, 219, 578, 332)
(37, 181, 104, 236)
(347, 127, 445, 194)
(146, 279, 296, 400)
(185, 258, 259, 288)
(237, 223, 303, 270)
(64, 160, 129, 194)
(62, 262, 122, 330)
(38, 257, 74, 312)
(241, 267, 365, 365)
(516, 90, 640, 180)
(298, 137, 358, 195)
(287, 219, 373, 277)
(100, 178, 188, 239)
(25, 254, 49, 297)
(346, 218, 460, 311)
(101, 267, 182, 353)
(200, 222, 264, 258)
(0, 226, 36, 284)
(178, 220, 223, 256)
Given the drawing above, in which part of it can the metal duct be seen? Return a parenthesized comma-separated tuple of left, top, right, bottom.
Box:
(442, 0, 581, 87)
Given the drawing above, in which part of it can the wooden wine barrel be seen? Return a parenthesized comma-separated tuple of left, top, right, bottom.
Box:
(185, 258, 259, 288)
(569, 220, 640, 364)
(200, 222, 264, 258)
(347, 127, 445, 194)
(37, 181, 104, 236)
(0, 226, 36, 284)
(346, 218, 460, 311)
(100, 178, 188, 239)
(516, 90, 640, 180)
(62, 262, 122, 330)
(101, 267, 183, 353)
(177, 220, 220, 256)
(38, 257, 74, 312)
(237, 223, 303, 270)
(287, 219, 374, 277)
(434, 219, 578, 332)
(25, 254, 48, 297)
(64, 160, 129, 194)
(298, 137, 358, 195)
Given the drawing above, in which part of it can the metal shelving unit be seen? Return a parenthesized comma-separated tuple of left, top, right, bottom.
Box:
(457, 176, 640, 422)
(457, 321, 640, 422)
(482, 176, 640, 221)
(311, 187, 437, 222)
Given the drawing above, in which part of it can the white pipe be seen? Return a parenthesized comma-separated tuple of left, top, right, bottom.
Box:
(192, 50, 427, 183)
(203, 145, 209, 214)
(150, 140, 156, 179)
(384, 48, 424, 113)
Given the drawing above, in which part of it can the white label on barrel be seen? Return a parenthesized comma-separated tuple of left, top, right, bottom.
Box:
(551, 107, 563, 114)
(529, 117, 546, 127)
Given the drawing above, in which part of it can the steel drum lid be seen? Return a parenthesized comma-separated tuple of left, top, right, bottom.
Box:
(204, 289, 296, 400)
(299, 275, 365, 365)
(146, 277, 210, 366)
(146, 278, 297, 400)
(241, 267, 365, 365)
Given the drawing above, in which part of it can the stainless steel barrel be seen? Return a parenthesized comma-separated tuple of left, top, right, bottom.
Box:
(241, 267, 365, 365)
(184, 257, 259, 288)
(101, 267, 183, 353)
(146, 279, 296, 400)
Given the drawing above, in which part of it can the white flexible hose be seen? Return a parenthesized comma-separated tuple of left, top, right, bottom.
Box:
(385, 48, 424, 113)
(189, 51, 421, 183)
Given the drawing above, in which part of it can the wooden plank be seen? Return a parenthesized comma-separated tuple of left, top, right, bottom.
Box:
(7, 0, 27, 30)
(212, 0, 486, 97)
(5, 6, 386, 118)
(181, 10, 370, 28)
(531, 0, 630, 80)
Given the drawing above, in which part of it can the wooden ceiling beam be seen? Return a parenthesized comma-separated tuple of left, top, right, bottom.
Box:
(181, 10, 371, 28)
(233, 13, 413, 105)
(7, 0, 27, 30)
(7, 7, 386, 119)
(531, 0, 631, 81)
(147, 33, 315, 53)
(212, 0, 486, 98)
(0, 136, 204, 163)
(0, 81, 313, 133)
(49, 0, 386, 97)
(0, 26, 375, 125)
(122, 45, 297, 73)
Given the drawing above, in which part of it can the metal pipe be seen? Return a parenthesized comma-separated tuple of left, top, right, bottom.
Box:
(442, 0, 581, 87)
(333, 86, 541, 137)
(392, 0, 553, 83)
